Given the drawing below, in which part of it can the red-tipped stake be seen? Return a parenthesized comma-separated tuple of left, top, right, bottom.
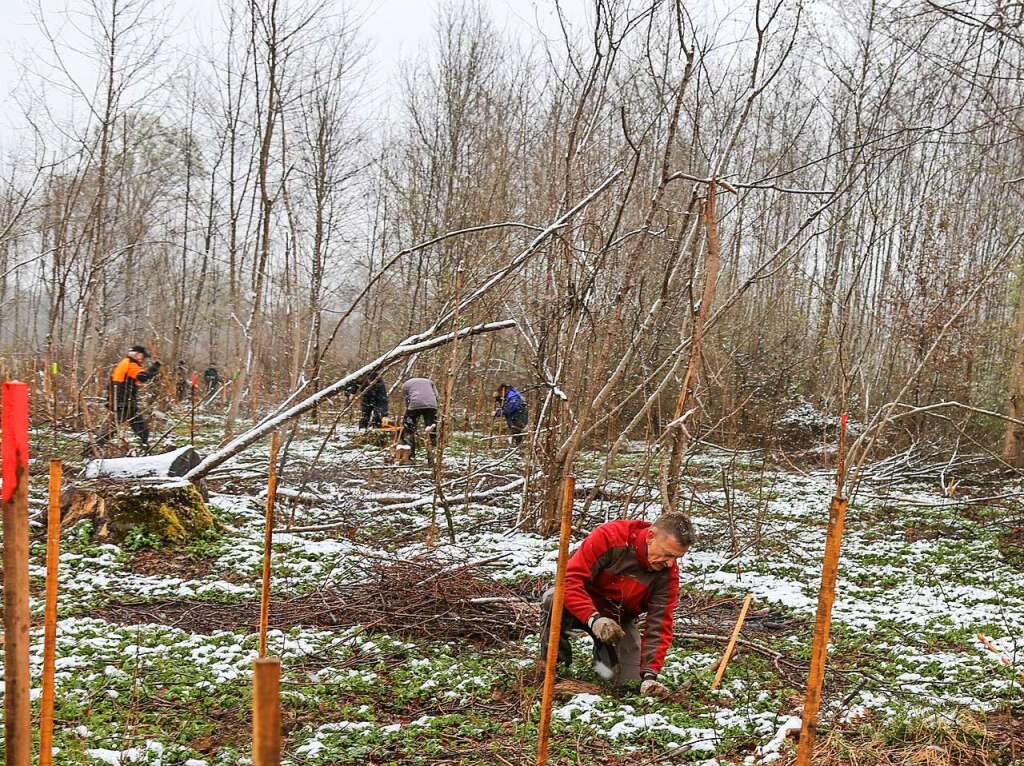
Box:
(2, 381, 31, 766)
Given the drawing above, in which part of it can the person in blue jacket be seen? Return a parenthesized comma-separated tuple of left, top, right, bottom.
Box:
(494, 384, 528, 446)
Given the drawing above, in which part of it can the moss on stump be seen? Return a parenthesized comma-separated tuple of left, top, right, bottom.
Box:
(62, 479, 216, 545)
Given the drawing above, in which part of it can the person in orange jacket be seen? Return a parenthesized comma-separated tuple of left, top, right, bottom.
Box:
(97, 345, 162, 450)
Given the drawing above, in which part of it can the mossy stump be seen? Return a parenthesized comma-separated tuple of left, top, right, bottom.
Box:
(62, 478, 216, 545)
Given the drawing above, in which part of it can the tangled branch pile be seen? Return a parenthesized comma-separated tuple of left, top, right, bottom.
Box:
(97, 555, 538, 645)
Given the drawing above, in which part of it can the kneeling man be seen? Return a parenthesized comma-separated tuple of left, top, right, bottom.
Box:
(540, 512, 694, 698)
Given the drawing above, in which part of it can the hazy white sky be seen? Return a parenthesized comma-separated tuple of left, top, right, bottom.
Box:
(0, 0, 594, 149)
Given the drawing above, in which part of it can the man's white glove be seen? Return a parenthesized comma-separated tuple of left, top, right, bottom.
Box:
(587, 614, 625, 643)
(640, 678, 670, 699)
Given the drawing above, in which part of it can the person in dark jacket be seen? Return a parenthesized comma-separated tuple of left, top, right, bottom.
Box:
(539, 513, 694, 698)
(344, 372, 389, 429)
(203, 365, 222, 396)
(399, 377, 439, 459)
(494, 384, 528, 445)
(97, 345, 161, 449)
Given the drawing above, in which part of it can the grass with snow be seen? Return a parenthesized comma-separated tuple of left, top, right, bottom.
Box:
(4, 417, 1021, 764)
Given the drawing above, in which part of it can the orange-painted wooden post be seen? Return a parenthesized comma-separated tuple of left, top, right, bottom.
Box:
(796, 414, 849, 765)
(258, 431, 281, 657)
(39, 459, 63, 766)
(2, 381, 31, 766)
(252, 657, 281, 766)
(536, 474, 576, 766)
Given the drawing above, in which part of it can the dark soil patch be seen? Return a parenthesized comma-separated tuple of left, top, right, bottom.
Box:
(986, 707, 1024, 761)
(129, 548, 217, 580)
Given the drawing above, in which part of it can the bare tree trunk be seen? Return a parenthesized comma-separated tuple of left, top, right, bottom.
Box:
(1003, 261, 1024, 465)
(660, 182, 723, 512)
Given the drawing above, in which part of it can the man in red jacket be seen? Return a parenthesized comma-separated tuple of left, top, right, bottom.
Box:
(539, 512, 695, 698)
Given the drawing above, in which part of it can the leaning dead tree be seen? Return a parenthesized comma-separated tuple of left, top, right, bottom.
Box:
(185, 172, 622, 481)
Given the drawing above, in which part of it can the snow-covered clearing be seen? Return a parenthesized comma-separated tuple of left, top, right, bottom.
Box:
(6, 424, 1023, 764)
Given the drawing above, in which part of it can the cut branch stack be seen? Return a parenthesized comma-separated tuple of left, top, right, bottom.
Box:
(96, 555, 537, 645)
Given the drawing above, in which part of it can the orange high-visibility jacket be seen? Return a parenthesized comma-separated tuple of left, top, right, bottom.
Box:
(109, 357, 159, 414)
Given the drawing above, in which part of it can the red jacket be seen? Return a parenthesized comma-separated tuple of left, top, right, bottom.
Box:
(563, 519, 679, 676)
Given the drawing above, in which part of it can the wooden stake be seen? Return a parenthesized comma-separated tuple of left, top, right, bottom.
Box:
(795, 414, 849, 766)
(977, 633, 1024, 680)
(2, 381, 31, 766)
(190, 373, 197, 445)
(252, 657, 281, 766)
(39, 460, 63, 766)
(258, 431, 281, 658)
(711, 594, 752, 689)
(536, 474, 576, 766)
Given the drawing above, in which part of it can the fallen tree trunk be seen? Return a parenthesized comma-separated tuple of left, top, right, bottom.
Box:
(84, 446, 201, 480)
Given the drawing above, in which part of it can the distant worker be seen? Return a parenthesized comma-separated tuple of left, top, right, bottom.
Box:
(539, 513, 695, 699)
(400, 376, 439, 460)
(97, 345, 162, 451)
(203, 365, 221, 395)
(494, 384, 528, 446)
(175, 360, 190, 401)
(344, 372, 389, 429)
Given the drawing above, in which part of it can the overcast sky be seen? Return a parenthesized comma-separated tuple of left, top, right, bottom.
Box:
(0, 0, 596, 152)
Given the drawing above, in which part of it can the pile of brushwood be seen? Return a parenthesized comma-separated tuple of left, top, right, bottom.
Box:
(97, 554, 537, 644)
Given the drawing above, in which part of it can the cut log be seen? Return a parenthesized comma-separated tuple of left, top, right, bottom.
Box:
(84, 446, 201, 480)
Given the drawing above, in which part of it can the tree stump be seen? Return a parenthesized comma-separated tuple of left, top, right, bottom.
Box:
(347, 427, 401, 451)
(63, 447, 216, 545)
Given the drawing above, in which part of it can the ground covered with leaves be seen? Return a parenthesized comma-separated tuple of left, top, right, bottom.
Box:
(4, 416, 1024, 764)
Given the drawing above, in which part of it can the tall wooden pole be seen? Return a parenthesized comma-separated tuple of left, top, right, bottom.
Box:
(258, 431, 281, 657)
(795, 414, 849, 765)
(39, 460, 63, 766)
(2, 381, 31, 766)
(252, 657, 281, 766)
(536, 474, 575, 766)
